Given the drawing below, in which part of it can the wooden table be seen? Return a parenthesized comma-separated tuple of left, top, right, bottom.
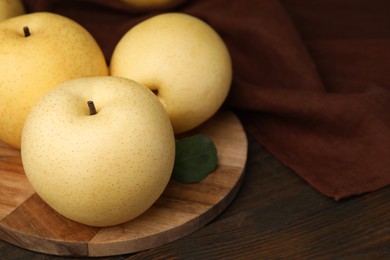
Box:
(1, 133, 389, 259)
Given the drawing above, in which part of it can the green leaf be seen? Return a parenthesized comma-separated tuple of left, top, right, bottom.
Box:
(172, 134, 218, 184)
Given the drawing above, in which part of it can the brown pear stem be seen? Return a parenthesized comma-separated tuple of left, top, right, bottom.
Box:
(87, 101, 97, 116)
(23, 26, 30, 37)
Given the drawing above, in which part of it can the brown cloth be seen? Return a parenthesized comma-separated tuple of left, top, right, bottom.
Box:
(22, 0, 390, 200)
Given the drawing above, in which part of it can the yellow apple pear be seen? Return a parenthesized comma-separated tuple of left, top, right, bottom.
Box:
(110, 13, 232, 134)
(21, 76, 175, 227)
(0, 12, 108, 148)
(0, 0, 25, 22)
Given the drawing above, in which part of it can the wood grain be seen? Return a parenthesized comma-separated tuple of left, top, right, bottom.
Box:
(131, 136, 390, 259)
(0, 109, 247, 257)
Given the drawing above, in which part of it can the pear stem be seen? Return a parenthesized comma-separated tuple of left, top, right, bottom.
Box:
(23, 26, 30, 37)
(87, 101, 97, 116)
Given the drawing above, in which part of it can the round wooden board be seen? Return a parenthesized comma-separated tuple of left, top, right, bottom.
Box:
(0, 109, 247, 257)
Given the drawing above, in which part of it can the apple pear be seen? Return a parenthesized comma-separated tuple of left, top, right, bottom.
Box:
(21, 76, 175, 227)
(0, 0, 25, 22)
(0, 12, 108, 148)
(110, 13, 232, 134)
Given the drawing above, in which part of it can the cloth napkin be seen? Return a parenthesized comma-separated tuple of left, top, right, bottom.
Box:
(22, 0, 390, 200)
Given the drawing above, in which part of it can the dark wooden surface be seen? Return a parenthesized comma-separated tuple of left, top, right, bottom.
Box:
(1, 134, 389, 259)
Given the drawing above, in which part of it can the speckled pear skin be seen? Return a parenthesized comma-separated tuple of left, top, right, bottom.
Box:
(21, 76, 175, 227)
(0, 0, 25, 22)
(110, 13, 232, 134)
(0, 12, 108, 148)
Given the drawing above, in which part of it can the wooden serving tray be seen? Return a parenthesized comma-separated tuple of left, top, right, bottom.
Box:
(0, 109, 247, 257)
